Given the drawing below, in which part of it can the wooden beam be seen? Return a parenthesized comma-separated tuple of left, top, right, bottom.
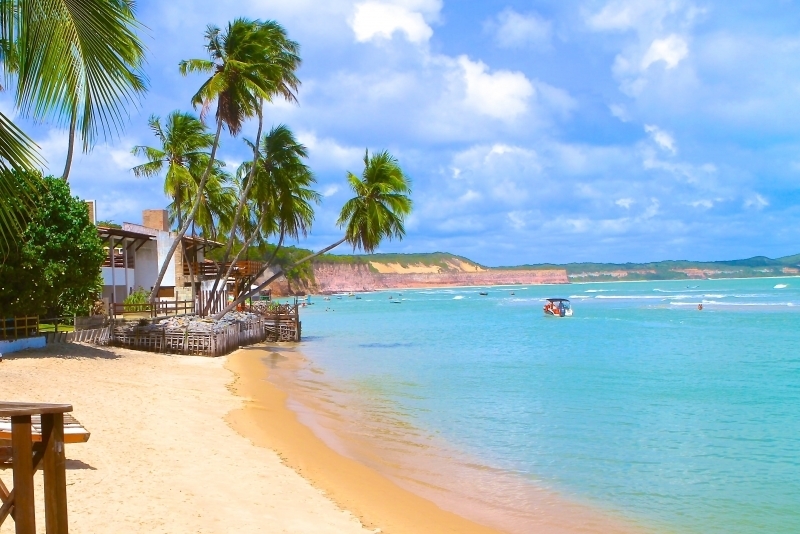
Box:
(0, 488, 14, 527)
(11, 415, 35, 533)
(42, 414, 68, 534)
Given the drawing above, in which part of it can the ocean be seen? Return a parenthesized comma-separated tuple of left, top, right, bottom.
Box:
(273, 277, 800, 533)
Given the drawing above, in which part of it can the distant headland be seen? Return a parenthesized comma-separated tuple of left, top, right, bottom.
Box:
(267, 251, 800, 295)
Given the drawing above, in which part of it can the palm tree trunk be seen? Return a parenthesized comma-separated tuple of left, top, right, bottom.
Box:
(214, 236, 346, 319)
(204, 208, 267, 315)
(149, 117, 224, 303)
(220, 227, 284, 312)
(61, 108, 77, 181)
(205, 103, 264, 310)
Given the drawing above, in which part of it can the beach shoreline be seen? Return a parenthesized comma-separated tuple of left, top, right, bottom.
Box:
(225, 344, 505, 534)
(226, 344, 644, 534)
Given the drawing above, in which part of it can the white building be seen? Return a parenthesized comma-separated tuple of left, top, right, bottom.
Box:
(98, 209, 218, 305)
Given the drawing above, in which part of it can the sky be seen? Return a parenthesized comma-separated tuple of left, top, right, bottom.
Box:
(10, 0, 800, 266)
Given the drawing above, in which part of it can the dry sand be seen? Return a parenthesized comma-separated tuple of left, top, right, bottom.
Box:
(0, 343, 369, 534)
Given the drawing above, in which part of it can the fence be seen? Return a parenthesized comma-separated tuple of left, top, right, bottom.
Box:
(108, 318, 268, 357)
(257, 303, 301, 342)
(197, 289, 228, 317)
(43, 325, 111, 345)
(0, 317, 39, 340)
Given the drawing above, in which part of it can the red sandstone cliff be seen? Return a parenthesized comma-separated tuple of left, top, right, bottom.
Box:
(311, 263, 568, 293)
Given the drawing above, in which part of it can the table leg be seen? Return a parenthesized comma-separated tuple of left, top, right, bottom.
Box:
(10, 415, 35, 534)
(42, 413, 68, 534)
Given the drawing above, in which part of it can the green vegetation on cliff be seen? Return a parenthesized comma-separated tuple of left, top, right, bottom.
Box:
(503, 254, 800, 281)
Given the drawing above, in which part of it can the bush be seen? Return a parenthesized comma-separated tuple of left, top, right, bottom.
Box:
(124, 287, 149, 305)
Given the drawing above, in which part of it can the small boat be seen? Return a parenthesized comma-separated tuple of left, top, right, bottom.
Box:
(544, 298, 572, 317)
(391, 300, 402, 304)
(510, 292, 515, 296)
(356, 296, 362, 300)
(348, 292, 355, 297)
(775, 284, 788, 289)
(479, 292, 488, 296)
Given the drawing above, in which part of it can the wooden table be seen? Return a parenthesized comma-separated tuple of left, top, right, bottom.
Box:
(0, 402, 72, 534)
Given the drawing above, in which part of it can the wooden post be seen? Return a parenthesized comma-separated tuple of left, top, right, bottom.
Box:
(108, 236, 116, 306)
(294, 303, 300, 341)
(41, 413, 68, 534)
(11, 415, 36, 534)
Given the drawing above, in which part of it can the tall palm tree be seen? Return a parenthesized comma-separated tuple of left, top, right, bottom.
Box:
(205, 125, 318, 313)
(132, 112, 216, 228)
(148, 18, 301, 303)
(0, 0, 147, 252)
(216, 149, 412, 318)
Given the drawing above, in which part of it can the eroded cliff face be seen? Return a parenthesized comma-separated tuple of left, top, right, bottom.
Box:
(312, 263, 568, 293)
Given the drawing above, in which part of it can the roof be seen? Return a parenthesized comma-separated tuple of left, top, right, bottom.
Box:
(545, 298, 570, 302)
(96, 226, 222, 249)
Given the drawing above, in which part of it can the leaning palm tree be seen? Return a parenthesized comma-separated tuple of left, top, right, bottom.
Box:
(216, 149, 412, 318)
(0, 0, 146, 252)
(147, 18, 301, 303)
(204, 124, 317, 313)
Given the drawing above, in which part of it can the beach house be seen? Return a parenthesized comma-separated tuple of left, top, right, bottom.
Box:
(97, 209, 219, 306)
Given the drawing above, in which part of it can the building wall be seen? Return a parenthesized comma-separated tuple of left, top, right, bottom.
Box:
(134, 241, 159, 291)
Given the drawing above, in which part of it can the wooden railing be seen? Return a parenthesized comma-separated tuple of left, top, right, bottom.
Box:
(0, 317, 39, 340)
(101, 251, 134, 269)
(183, 260, 266, 279)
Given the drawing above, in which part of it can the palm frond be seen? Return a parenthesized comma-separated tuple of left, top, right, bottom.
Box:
(10, 0, 148, 150)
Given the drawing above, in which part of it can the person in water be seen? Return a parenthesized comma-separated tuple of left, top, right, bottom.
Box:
(698, 303, 703, 311)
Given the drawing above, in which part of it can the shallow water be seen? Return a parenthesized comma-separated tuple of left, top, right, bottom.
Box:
(285, 278, 800, 533)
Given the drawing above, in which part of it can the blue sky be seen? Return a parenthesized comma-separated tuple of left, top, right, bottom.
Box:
(11, 0, 800, 266)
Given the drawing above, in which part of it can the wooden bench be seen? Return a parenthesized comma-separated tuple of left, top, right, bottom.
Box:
(0, 402, 73, 534)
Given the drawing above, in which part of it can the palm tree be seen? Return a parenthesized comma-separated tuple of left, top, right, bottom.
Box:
(204, 125, 318, 314)
(0, 0, 146, 252)
(147, 18, 301, 303)
(216, 149, 412, 318)
(132, 112, 216, 228)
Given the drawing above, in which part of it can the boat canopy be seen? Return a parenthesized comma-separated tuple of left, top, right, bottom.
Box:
(545, 298, 570, 303)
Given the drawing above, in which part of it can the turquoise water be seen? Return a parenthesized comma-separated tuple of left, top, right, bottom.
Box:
(289, 278, 800, 533)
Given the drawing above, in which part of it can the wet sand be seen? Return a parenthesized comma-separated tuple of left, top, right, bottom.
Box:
(227, 344, 643, 534)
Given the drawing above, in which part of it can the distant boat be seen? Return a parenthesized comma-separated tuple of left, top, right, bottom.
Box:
(775, 284, 788, 289)
(479, 292, 488, 296)
(391, 300, 402, 304)
(687, 285, 699, 289)
(544, 298, 573, 317)
(510, 292, 515, 295)
(356, 296, 362, 300)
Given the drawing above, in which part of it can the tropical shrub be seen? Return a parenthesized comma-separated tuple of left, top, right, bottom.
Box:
(0, 175, 105, 317)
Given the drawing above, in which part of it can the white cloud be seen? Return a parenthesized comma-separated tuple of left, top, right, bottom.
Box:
(689, 199, 714, 209)
(298, 131, 363, 170)
(350, 0, 441, 44)
(644, 124, 676, 153)
(609, 103, 631, 122)
(487, 8, 552, 49)
(458, 56, 534, 120)
(616, 198, 635, 209)
(744, 194, 769, 210)
(507, 211, 530, 229)
(641, 34, 689, 69)
(322, 185, 340, 197)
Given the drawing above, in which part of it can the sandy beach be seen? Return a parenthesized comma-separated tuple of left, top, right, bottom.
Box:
(0, 342, 504, 533)
(0, 341, 643, 534)
(0, 343, 368, 534)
